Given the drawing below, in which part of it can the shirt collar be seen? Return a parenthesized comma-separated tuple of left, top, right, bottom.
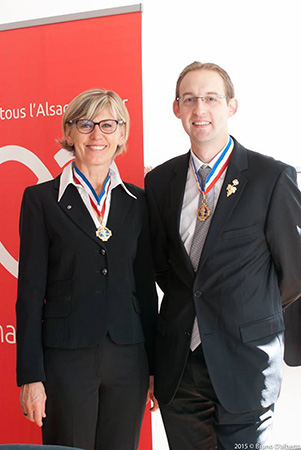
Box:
(58, 161, 137, 202)
(190, 137, 231, 177)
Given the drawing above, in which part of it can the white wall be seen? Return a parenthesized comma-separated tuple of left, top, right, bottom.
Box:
(2, 0, 301, 169)
(2, 1, 301, 448)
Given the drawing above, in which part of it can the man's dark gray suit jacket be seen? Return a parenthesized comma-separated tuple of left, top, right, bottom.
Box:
(16, 175, 157, 387)
(145, 137, 301, 413)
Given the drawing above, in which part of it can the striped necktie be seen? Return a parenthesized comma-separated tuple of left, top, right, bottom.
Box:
(189, 164, 215, 351)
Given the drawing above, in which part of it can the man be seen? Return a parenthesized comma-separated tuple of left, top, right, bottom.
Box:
(145, 62, 301, 449)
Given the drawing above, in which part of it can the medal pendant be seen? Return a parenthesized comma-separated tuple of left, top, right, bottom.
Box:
(96, 224, 112, 241)
(197, 201, 210, 222)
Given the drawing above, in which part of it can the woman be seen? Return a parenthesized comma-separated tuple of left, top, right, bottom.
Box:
(16, 88, 158, 450)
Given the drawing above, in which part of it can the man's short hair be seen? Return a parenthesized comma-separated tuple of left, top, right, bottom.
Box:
(175, 61, 235, 101)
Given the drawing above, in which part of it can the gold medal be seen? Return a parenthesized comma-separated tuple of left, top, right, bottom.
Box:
(197, 202, 210, 221)
(96, 223, 112, 241)
(197, 194, 210, 221)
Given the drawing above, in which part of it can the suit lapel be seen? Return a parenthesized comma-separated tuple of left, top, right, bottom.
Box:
(197, 140, 249, 272)
(56, 179, 103, 246)
(169, 153, 196, 282)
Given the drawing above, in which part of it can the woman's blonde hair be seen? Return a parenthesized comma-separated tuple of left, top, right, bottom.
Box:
(59, 88, 130, 157)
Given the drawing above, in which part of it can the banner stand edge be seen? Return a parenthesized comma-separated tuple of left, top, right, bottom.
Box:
(0, 3, 143, 32)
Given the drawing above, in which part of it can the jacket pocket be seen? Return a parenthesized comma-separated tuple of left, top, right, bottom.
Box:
(43, 299, 71, 318)
(240, 313, 284, 343)
(46, 279, 72, 298)
(222, 224, 260, 240)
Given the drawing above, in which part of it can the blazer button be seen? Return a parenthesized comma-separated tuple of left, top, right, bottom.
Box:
(101, 268, 108, 276)
(185, 331, 191, 338)
(100, 248, 106, 255)
(194, 290, 202, 298)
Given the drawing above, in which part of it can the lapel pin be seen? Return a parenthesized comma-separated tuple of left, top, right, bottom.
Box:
(67, 204, 72, 210)
(226, 179, 239, 197)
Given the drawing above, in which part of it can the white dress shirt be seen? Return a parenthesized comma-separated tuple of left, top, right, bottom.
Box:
(58, 161, 137, 228)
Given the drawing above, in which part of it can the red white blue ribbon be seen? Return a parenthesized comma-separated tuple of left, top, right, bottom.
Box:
(73, 165, 111, 220)
(191, 136, 234, 194)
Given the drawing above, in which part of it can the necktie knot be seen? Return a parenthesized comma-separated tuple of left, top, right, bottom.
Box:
(199, 165, 211, 189)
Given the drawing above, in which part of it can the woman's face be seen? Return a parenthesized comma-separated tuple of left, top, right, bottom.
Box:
(66, 108, 125, 173)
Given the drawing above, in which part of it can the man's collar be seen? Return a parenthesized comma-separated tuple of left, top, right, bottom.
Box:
(190, 147, 224, 171)
(190, 136, 233, 171)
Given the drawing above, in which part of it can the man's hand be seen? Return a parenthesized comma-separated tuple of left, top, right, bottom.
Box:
(20, 382, 47, 427)
(146, 375, 159, 412)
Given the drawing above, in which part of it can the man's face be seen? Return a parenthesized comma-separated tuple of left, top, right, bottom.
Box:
(173, 69, 237, 154)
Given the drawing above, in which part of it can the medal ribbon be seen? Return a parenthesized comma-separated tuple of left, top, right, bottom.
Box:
(191, 136, 234, 195)
(73, 165, 111, 222)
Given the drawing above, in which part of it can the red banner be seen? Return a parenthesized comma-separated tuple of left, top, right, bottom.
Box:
(0, 7, 151, 448)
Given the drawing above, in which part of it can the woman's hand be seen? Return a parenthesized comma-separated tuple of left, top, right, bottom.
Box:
(146, 375, 159, 412)
(20, 382, 47, 427)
